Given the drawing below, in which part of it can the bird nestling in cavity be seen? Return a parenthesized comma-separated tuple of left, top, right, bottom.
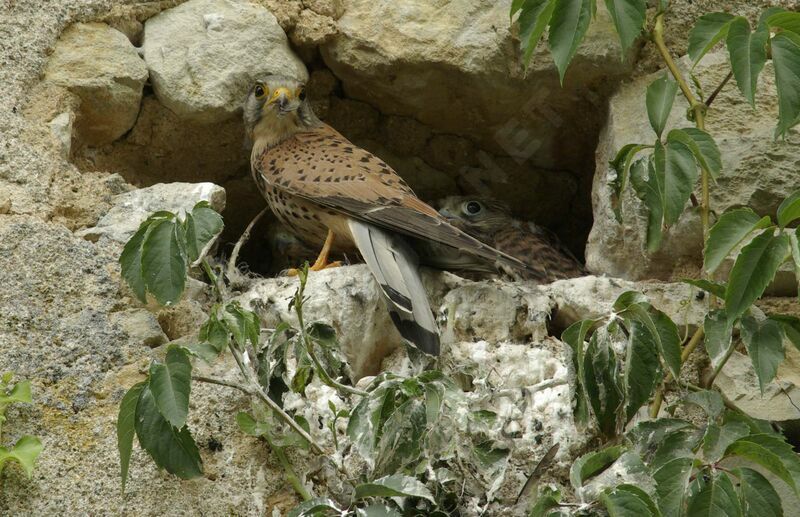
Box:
(244, 75, 534, 356)
(436, 196, 586, 283)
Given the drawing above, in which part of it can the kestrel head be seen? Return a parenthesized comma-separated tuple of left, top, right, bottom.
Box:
(244, 75, 319, 145)
(437, 196, 512, 236)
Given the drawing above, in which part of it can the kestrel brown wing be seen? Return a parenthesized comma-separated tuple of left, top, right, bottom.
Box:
(255, 124, 530, 272)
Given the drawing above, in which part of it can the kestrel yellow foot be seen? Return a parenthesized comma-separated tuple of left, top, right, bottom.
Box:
(287, 229, 341, 276)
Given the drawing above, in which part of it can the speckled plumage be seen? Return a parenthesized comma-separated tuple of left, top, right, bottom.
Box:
(437, 196, 586, 283)
(244, 76, 533, 355)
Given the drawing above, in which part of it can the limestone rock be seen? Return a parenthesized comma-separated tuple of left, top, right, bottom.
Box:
(78, 182, 226, 243)
(321, 0, 629, 173)
(109, 309, 168, 348)
(587, 51, 800, 282)
(44, 22, 148, 146)
(142, 0, 307, 123)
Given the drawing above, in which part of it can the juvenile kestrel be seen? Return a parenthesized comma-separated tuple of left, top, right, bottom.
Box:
(244, 75, 532, 356)
(437, 196, 586, 283)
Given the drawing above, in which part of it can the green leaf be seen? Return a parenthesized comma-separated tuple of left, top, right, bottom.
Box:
(740, 316, 785, 394)
(528, 486, 562, 517)
(767, 11, 800, 35)
(734, 467, 784, 517)
(777, 190, 800, 228)
(604, 0, 646, 55)
(772, 31, 800, 139)
(771, 314, 800, 351)
(683, 278, 727, 298)
(3, 380, 32, 404)
(353, 474, 435, 502)
(134, 384, 202, 479)
(703, 309, 733, 369)
(704, 208, 773, 274)
(570, 445, 625, 490)
(688, 13, 735, 65)
(609, 144, 651, 222)
(117, 382, 146, 491)
(141, 218, 186, 306)
(600, 484, 659, 516)
(616, 296, 681, 380)
(149, 346, 192, 429)
(583, 329, 624, 437)
(725, 434, 800, 492)
(686, 471, 742, 517)
(286, 498, 342, 517)
(651, 429, 702, 470)
(630, 156, 665, 251)
(684, 390, 724, 420)
(613, 290, 650, 312)
(357, 504, 403, 517)
(562, 319, 596, 425)
(623, 319, 660, 421)
(662, 140, 699, 227)
(235, 412, 269, 436)
(666, 128, 722, 179)
(184, 203, 223, 263)
(653, 457, 693, 517)
(646, 75, 679, 138)
(184, 342, 223, 364)
(0, 436, 43, 478)
(725, 230, 790, 324)
(548, 0, 593, 84)
(702, 422, 750, 463)
(519, 0, 558, 66)
(726, 17, 768, 107)
(119, 223, 149, 303)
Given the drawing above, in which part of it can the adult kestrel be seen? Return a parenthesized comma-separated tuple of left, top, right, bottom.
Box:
(244, 75, 531, 356)
(437, 196, 586, 283)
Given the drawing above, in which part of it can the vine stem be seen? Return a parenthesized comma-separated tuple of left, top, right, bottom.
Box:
(264, 434, 313, 501)
(704, 337, 736, 388)
(649, 326, 705, 418)
(227, 207, 268, 282)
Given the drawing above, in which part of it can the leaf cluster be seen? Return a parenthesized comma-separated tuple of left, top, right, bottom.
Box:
(0, 373, 43, 478)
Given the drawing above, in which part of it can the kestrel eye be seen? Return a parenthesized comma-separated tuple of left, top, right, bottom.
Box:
(298, 88, 307, 101)
(464, 201, 483, 216)
(254, 85, 266, 98)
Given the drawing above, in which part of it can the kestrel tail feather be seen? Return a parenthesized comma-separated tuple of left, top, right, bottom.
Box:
(349, 220, 440, 356)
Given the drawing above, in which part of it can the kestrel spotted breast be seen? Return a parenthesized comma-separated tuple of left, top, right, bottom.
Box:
(244, 75, 533, 356)
(437, 196, 586, 284)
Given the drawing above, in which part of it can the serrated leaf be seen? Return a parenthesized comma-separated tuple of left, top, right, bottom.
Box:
(777, 190, 800, 228)
(771, 314, 800, 351)
(609, 143, 651, 222)
(725, 434, 800, 492)
(651, 428, 702, 470)
(357, 504, 403, 517)
(134, 384, 202, 479)
(199, 312, 230, 353)
(617, 299, 681, 379)
(627, 418, 695, 456)
(548, 0, 593, 84)
(287, 498, 342, 517)
(683, 278, 727, 298)
(185, 204, 223, 263)
(725, 230, 790, 324)
(528, 486, 562, 517)
(772, 31, 800, 139)
(662, 140, 699, 227)
(647, 75, 679, 138)
(119, 222, 149, 303)
(703, 309, 733, 370)
(570, 445, 625, 490)
(702, 422, 750, 463)
(684, 390, 724, 420)
(740, 316, 785, 394)
(562, 319, 596, 425)
(704, 208, 773, 274)
(235, 412, 269, 437)
(141, 218, 186, 306)
(600, 484, 659, 516)
(583, 330, 624, 437)
(666, 128, 722, 179)
(767, 11, 800, 35)
(630, 155, 665, 251)
(686, 471, 742, 517)
(4, 380, 32, 404)
(653, 457, 693, 517)
(726, 17, 768, 107)
(118, 381, 146, 491)
(734, 467, 784, 517)
(689, 13, 736, 65)
(0, 436, 43, 478)
(624, 319, 660, 422)
(353, 474, 435, 502)
(149, 346, 192, 429)
(604, 0, 646, 56)
(518, 0, 558, 66)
